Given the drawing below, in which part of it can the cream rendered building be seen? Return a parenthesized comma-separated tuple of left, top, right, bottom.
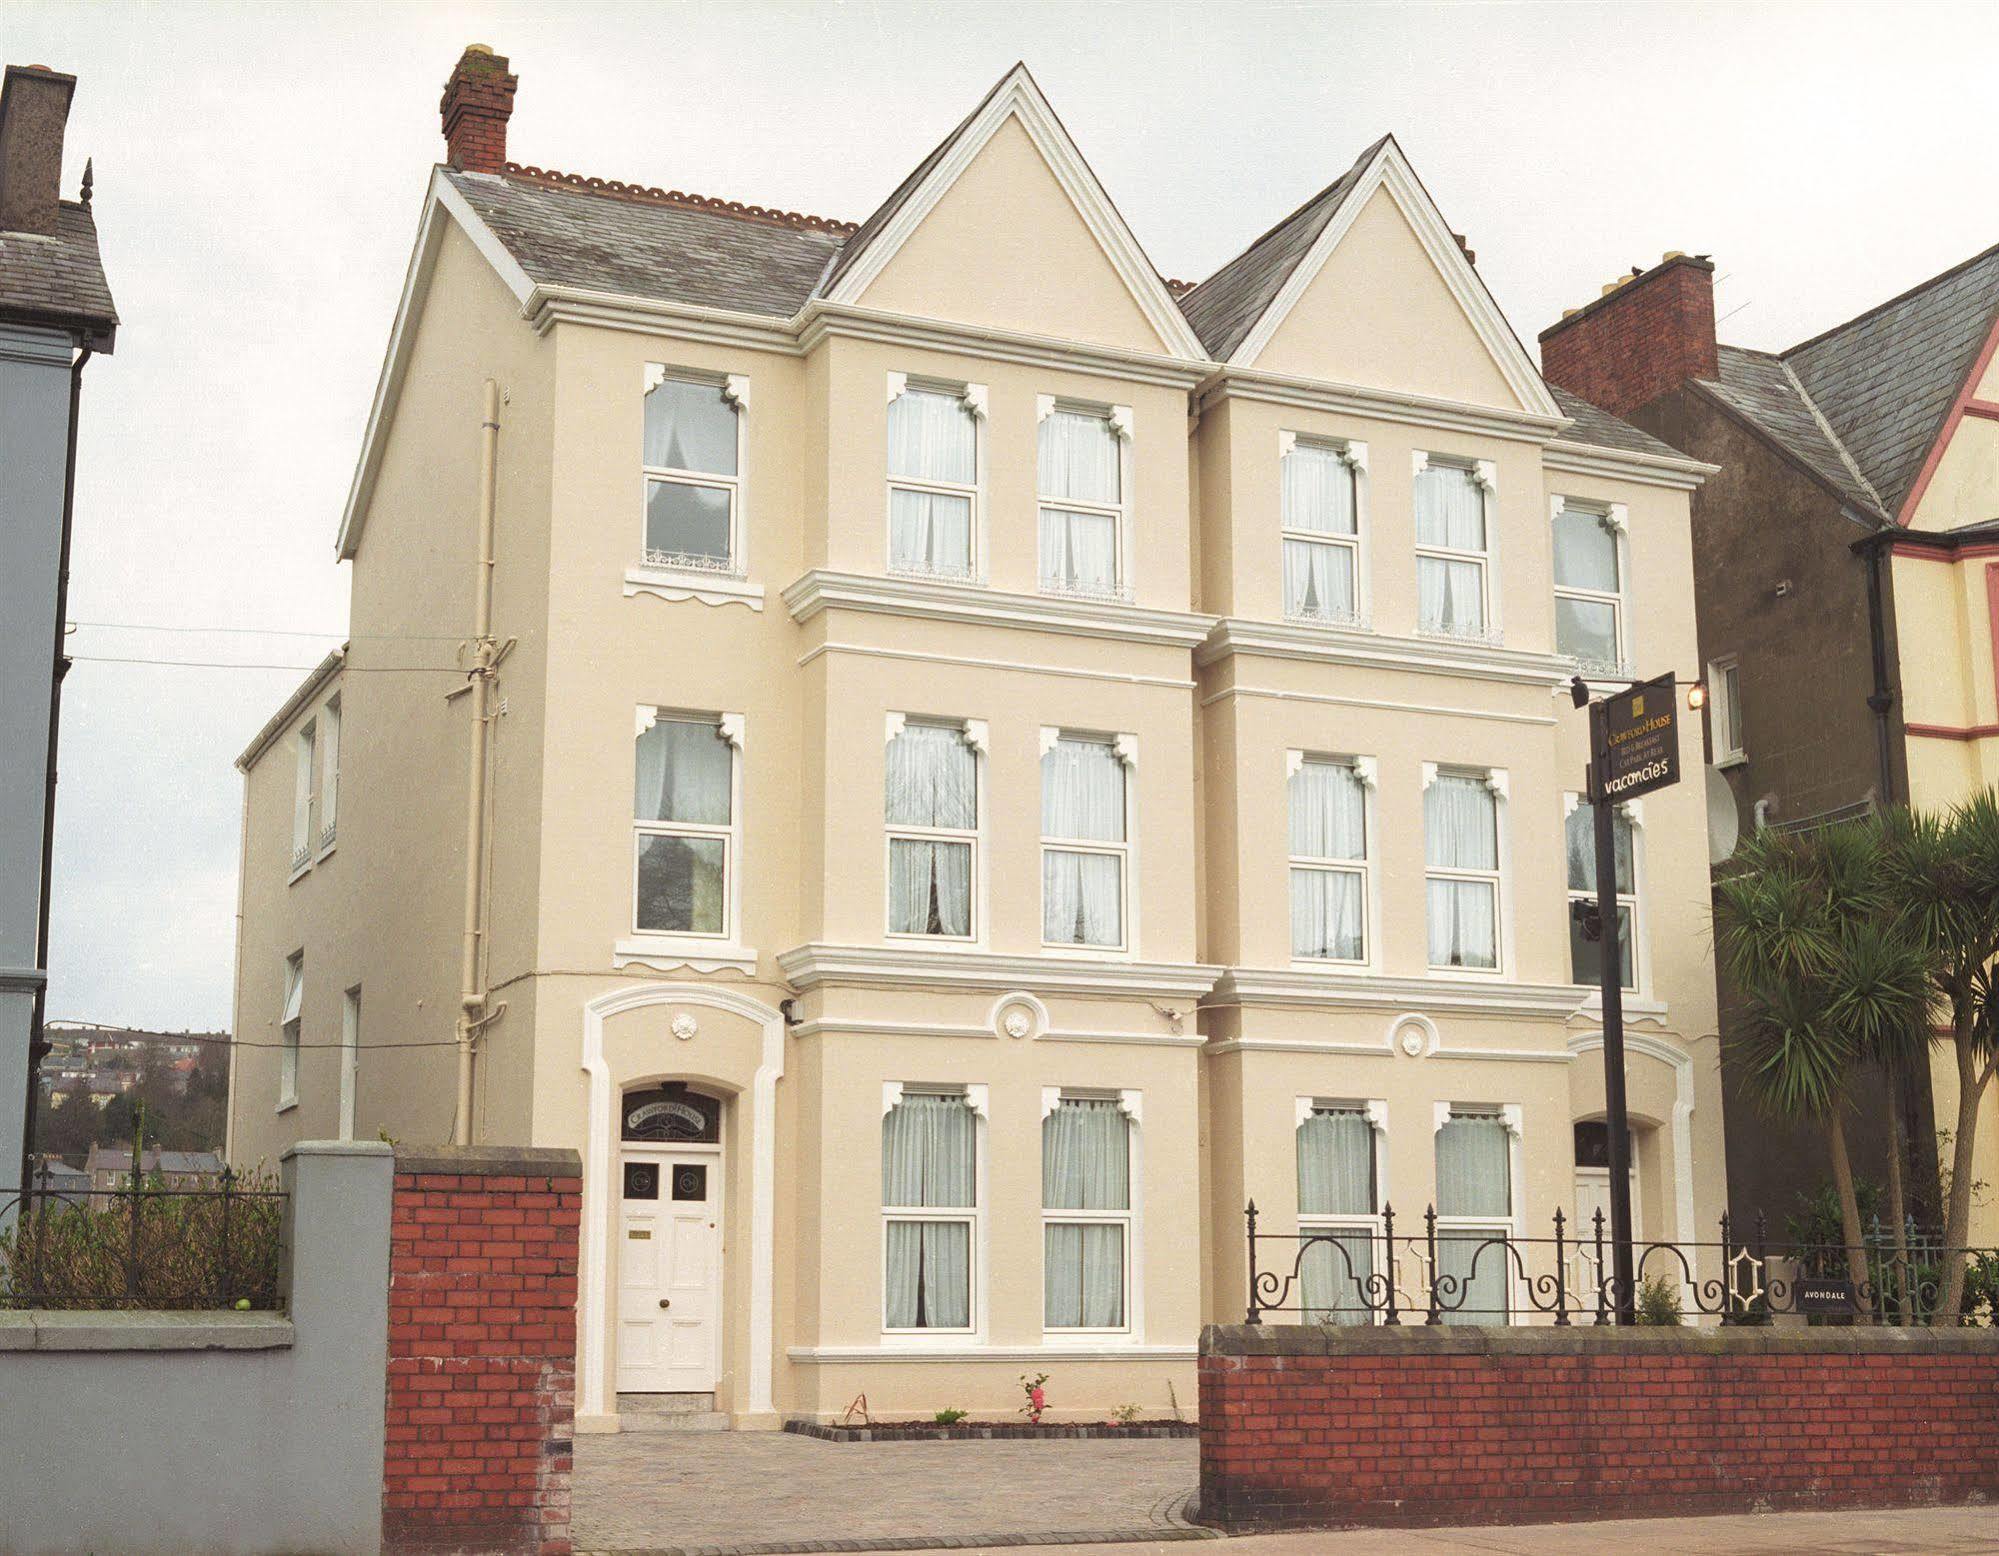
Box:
(228, 50, 1724, 1430)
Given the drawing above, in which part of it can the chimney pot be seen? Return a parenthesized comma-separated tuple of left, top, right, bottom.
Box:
(0, 63, 78, 237)
(439, 44, 517, 175)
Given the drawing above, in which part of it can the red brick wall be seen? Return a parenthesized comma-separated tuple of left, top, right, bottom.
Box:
(1200, 1326, 1999, 1531)
(1538, 255, 1718, 419)
(383, 1147, 581, 1556)
(439, 46, 517, 174)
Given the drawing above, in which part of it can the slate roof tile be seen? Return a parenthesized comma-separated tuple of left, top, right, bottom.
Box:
(0, 200, 118, 346)
(1548, 386, 1686, 461)
(1698, 346, 1887, 519)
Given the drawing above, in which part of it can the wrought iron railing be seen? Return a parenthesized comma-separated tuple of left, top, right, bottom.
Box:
(0, 1167, 286, 1311)
(1243, 1200, 1999, 1327)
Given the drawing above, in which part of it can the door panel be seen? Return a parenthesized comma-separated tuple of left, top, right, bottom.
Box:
(617, 1150, 720, 1393)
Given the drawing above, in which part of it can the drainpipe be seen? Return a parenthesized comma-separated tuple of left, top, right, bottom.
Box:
(20, 344, 91, 1190)
(1863, 538, 1896, 805)
(455, 379, 500, 1146)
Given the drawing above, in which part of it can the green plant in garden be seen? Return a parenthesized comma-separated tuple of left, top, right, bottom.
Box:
(1109, 1403, 1141, 1424)
(1019, 1371, 1049, 1423)
(1634, 1274, 1683, 1326)
(1714, 815, 1932, 1303)
(0, 1166, 283, 1311)
(933, 1407, 967, 1424)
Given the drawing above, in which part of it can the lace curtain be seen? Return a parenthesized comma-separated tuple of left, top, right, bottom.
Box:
(1290, 762, 1365, 959)
(1283, 443, 1355, 536)
(1297, 1109, 1374, 1322)
(643, 377, 737, 475)
(1043, 1099, 1128, 1328)
(1425, 776, 1497, 968)
(1415, 464, 1486, 634)
(636, 718, 732, 824)
(887, 724, 975, 936)
(1042, 738, 1125, 945)
(1283, 538, 1356, 620)
(883, 1093, 975, 1328)
(1038, 410, 1119, 503)
(889, 388, 975, 575)
(1435, 1112, 1511, 1324)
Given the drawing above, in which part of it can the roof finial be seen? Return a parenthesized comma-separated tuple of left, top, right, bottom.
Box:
(80, 158, 93, 208)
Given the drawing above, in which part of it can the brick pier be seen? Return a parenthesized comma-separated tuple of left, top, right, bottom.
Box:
(383, 1145, 582, 1556)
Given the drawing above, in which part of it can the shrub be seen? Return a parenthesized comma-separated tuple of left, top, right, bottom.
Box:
(933, 1407, 968, 1424)
(1635, 1274, 1683, 1326)
(0, 1169, 283, 1311)
(1109, 1403, 1141, 1424)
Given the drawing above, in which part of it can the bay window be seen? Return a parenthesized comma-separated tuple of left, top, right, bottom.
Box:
(1282, 438, 1362, 626)
(278, 950, 303, 1111)
(1289, 756, 1370, 963)
(1037, 403, 1126, 600)
(1434, 1107, 1515, 1324)
(1297, 1102, 1381, 1324)
(886, 719, 979, 939)
(883, 1088, 978, 1331)
(888, 378, 980, 581)
(1414, 456, 1491, 638)
(1424, 770, 1501, 971)
(1567, 797, 1638, 990)
(1553, 501, 1627, 675)
(643, 370, 742, 573)
(1042, 1095, 1133, 1331)
(1041, 734, 1129, 949)
(634, 712, 737, 938)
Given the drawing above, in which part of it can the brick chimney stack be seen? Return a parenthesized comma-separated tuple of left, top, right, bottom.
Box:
(1539, 253, 1718, 419)
(439, 45, 517, 175)
(0, 64, 78, 237)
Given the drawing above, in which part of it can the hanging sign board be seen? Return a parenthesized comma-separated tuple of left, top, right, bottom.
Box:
(1796, 1276, 1858, 1315)
(1595, 672, 1681, 802)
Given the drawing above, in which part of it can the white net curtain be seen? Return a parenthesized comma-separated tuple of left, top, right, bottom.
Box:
(1041, 737, 1126, 946)
(1289, 760, 1366, 960)
(886, 722, 976, 936)
(634, 717, 732, 934)
(1415, 463, 1486, 635)
(1297, 1108, 1376, 1323)
(1281, 443, 1357, 621)
(1042, 1098, 1130, 1328)
(888, 387, 977, 577)
(1435, 1111, 1512, 1323)
(882, 1092, 976, 1329)
(1037, 409, 1121, 595)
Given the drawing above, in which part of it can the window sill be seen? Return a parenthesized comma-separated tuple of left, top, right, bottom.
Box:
(1717, 752, 1748, 771)
(613, 937, 758, 975)
(623, 564, 764, 611)
(1415, 624, 1505, 649)
(275, 1098, 298, 1116)
(1283, 610, 1372, 633)
(286, 858, 311, 887)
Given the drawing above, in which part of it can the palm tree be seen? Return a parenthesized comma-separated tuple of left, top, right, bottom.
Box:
(1714, 819, 1932, 1304)
(1877, 795, 1999, 1320)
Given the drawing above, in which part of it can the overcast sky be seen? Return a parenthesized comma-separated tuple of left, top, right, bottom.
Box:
(13, 0, 1999, 1031)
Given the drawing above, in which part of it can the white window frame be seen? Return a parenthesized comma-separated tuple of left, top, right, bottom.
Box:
(1295, 1097, 1388, 1324)
(1565, 793, 1644, 995)
(886, 372, 986, 585)
(1035, 396, 1132, 603)
(277, 950, 303, 1113)
(630, 708, 746, 948)
(318, 693, 341, 856)
(1039, 729, 1136, 956)
(1040, 1088, 1142, 1338)
(1412, 452, 1499, 644)
(1431, 1102, 1524, 1322)
(1280, 432, 1369, 629)
(1286, 751, 1377, 969)
(881, 1082, 988, 1340)
(884, 715, 986, 945)
(638, 364, 749, 578)
(289, 718, 317, 879)
(338, 985, 360, 1142)
(1422, 764, 1509, 977)
(1552, 497, 1631, 678)
(1709, 656, 1745, 766)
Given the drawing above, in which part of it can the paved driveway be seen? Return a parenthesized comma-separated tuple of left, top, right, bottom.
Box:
(572, 1431, 1203, 1555)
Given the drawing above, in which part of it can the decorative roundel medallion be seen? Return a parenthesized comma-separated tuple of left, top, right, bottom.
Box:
(1003, 1010, 1032, 1039)
(1400, 1027, 1425, 1057)
(671, 1013, 698, 1042)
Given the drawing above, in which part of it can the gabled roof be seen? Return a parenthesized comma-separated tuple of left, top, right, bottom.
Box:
(1177, 137, 1386, 361)
(814, 63, 1206, 360)
(1175, 136, 1559, 418)
(0, 198, 117, 350)
(1783, 244, 1999, 519)
(1698, 346, 1888, 520)
(443, 165, 850, 317)
(1689, 244, 1999, 526)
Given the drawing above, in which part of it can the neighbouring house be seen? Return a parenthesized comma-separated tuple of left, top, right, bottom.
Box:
(0, 63, 116, 1198)
(1539, 245, 1999, 1240)
(228, 46, 1724, 1429)
(29, 1154, 88, 1204)
(82, 1145, 225, 1193)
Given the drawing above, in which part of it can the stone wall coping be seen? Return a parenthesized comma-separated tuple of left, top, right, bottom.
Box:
(1202, 1322, 1999, 1358)
(0, 1309, 295, 1353)
(391, 1143, 582, 1178)
(282, 1139, 394, 1161)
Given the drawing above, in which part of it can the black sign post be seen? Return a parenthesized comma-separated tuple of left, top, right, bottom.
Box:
(1585, 672, 1680, 1324)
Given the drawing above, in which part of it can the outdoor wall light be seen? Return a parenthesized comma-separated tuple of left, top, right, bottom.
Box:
(1568, 675, 1590, 709)
(1687, 682, 1708, 710)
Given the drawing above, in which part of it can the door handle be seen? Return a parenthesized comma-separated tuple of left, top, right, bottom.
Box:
(658, 1298, 671, 1309)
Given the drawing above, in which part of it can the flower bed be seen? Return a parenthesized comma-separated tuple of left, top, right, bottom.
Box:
(785, 1418, 1197, 1443)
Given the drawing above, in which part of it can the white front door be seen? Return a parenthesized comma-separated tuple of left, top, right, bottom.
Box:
(1574, 1167, 1641, 1246)
(617, 1153, 721, 1393)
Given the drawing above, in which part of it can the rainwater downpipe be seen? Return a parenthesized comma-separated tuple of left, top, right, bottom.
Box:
(455, 378, 500, 1145)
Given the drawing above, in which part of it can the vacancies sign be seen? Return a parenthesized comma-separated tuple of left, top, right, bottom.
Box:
(1594, 672, 1680, 802)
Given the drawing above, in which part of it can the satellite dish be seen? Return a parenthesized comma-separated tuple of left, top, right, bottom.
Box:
(1706, 765, 1741, 865)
